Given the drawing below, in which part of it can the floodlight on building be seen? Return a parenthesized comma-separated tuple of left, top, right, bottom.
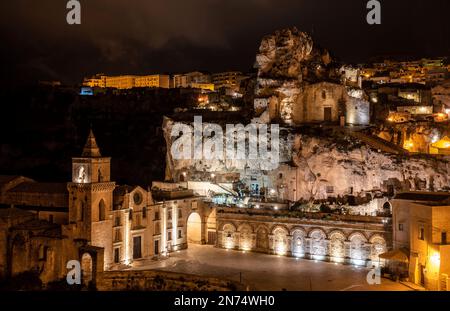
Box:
(404, 140, 414, 150)
(431, 135, 440, 143)
(255, 204, 260, 209)
(430, 253, 440, 266)
(313, 255, 326, 261)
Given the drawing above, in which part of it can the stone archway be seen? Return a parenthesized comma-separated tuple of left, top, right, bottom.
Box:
(272, 227, 288, 255)
(329, 231, 346, 262)
(238, 224, 253, 251)
(309, 230, 327, 259)
(370, 235, 387, 264)
(222, 223, 236, 249)
(349, 233, 368, 265)
(187, 212, 202, 244)
(256, 226, 269, 251)
(291, 229, 306, 257)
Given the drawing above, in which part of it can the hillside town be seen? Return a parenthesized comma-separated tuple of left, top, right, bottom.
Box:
(1, 27, 450, 292)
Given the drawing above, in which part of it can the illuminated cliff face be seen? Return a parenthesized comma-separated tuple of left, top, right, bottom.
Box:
(252, 28, 370, 126)
(163, 115, 450, 202)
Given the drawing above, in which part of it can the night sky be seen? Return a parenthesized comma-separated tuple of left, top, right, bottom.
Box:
(1, 0, 449, 86)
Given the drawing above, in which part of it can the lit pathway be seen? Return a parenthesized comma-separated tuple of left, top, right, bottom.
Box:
(130, 244, 411, 291)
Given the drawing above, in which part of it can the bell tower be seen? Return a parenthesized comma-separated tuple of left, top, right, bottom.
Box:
(67, 130, 115, 268)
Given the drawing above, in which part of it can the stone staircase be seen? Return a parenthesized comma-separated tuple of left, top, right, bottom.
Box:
(346, 130, 409, 155)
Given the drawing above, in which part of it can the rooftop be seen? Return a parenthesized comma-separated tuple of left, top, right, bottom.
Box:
(394, 191, 450, 204)
(8, 182, 67, 194)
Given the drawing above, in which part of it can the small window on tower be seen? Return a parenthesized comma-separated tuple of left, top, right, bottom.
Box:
(419, 225, 425, 241)
(39, 245, 48, 261)
(99, 199, 106, 221)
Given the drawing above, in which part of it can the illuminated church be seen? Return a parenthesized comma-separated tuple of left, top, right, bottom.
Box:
(0, 131, 211, 286)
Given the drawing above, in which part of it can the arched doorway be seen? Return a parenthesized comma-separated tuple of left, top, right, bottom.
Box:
(81, 253, 93, 287)
(256, 227, 269, 251)
(187, 212, 202, 244)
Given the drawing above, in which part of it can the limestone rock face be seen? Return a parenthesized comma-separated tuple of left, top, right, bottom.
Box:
(269, 134, 450, 202)
(256, 27, 313, 79)
(163, 113, 450, 202)
(254, 27, 322, 125)
(253, 27, 369, 126)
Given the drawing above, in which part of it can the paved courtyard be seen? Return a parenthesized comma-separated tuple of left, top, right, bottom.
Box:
(130, 244, 412, 291)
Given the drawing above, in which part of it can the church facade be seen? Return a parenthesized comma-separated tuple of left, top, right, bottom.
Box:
(0, 131, 212, 285)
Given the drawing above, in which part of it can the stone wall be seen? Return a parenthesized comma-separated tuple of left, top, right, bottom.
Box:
(216, 207, 391, 266)
(96, 269, 242, 291)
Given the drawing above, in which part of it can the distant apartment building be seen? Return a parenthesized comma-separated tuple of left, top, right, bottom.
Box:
(83, 74, 106, 88)
(83, 74, 170, 89)
(190, 83, 214, 91)
(105, 75, 137, 89)
(173, 74, 188, 88)
(212, 71, 244, 89)
(172, 72, 213, 91)
(362, 58, 448, 86)
(135, 75, 170, 88)
(421, 58, 446, 69)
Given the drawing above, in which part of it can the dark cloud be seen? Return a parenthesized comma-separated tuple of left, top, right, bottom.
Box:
(1, 0, 448, 85)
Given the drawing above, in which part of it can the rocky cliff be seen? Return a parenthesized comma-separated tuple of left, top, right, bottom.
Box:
(252, 27, 369, 126)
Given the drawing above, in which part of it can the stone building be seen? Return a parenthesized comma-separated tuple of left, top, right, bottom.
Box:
(0, 131, 211, 285)
(252, 28, 370, 126)
(391, 192, 450, 290)
(216, 206, 390, 266)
